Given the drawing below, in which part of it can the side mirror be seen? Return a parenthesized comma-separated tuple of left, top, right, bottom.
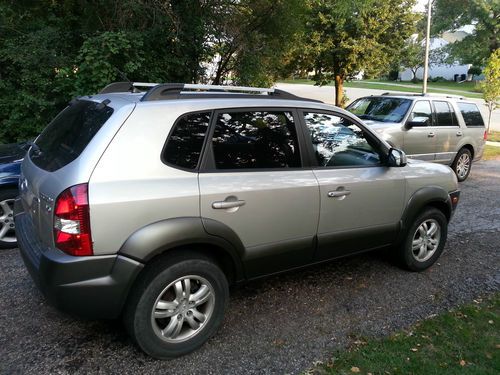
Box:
(388, 148, 407, 167)
(406, 116, 430, 128)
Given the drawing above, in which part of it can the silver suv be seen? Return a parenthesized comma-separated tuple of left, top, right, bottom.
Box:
(15, 83, 460, 359)
(346, 94, 487, 181)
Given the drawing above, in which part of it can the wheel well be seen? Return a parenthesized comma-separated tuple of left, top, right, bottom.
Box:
(144, 244, 238, 285)
(461, 144, 474, 159)
(425, 201, 451, 222)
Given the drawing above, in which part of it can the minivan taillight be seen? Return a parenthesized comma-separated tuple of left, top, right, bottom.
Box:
(53, 184, 93, 256)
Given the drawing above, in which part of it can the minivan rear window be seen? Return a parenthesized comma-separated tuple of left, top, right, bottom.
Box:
(457, 103, 484, 127)
(31, 100, 113, 172)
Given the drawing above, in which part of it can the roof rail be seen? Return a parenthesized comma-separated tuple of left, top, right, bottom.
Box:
(139, 83, 316, 102)
(99, 82, 160, 94)
(380, 91, 465, 100)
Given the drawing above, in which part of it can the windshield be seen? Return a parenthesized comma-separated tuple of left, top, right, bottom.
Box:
(31, 100, 113, 172)
(347, 97, 412, 123)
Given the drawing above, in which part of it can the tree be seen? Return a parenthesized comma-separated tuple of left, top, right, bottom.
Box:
(299, 0, 417, 107)
(431, 0, 499, 67)
(481, 49, 500, 133)
(400, 38, 425, 82)
(468, 66, 482, 80)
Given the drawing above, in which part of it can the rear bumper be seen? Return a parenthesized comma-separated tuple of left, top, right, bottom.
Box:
(15, 201, 143, 319)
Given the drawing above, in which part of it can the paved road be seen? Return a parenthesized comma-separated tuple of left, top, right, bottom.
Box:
(276, 83, 500, 132)
(1, 161, 499, 374)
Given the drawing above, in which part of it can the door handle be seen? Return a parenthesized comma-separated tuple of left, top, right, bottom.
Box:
(428, 132, 435, 138)
(328, 190, 351, 198)
(456, 131, 463, 136)
(212, 199, 246, 209)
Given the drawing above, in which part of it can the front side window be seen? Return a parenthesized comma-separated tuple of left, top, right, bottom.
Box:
(409, 101, 432, 125)
(304, 112, 381, 167)
(434, 101, 457, 126)
(347, 97, 412, 123)
(211, 111, 301, 169)
(457, 103, 485, 127)
(163, 112, 211, 170)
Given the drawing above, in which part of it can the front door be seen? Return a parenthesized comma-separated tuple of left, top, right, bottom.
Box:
(300, 111, 406, 261)
(403, 100, 436, 161)
(199, 109, 319, 278)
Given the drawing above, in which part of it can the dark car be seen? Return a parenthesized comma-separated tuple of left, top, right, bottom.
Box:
(0, 142, 24, 248)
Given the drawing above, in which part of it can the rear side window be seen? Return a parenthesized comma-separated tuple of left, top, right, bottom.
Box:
(434, 101, 458, 126)
(162, 112, 211, 170)
(32, 100, 113, 172)
(211, 111, 301, 169)
(457, 103, 485, 127)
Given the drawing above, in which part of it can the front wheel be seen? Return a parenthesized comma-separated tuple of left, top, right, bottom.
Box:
(124, 253, 229, 359)
(452, 148, 472, 182)
(0, 188, 18, 249)
(397, 208, 448, 272)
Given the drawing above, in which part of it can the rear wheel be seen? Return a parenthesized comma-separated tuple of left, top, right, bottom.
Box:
(397, 208, 448, 271)
(452, 148, 472, 182)
(124, 253, 229, 359)
(0, 188, 18, 249)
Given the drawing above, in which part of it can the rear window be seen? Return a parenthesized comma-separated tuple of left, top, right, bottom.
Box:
(31, 100, 113, 172)
(162, 112, 211, 170)
(457, 103, 484, 127)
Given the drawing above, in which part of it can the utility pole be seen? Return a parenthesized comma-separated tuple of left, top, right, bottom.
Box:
(422, 0, 432, 94)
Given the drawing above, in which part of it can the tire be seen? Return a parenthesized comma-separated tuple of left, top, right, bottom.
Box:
(451, 148, 472, 182)
(397, 207, 448, 272)
(123, 252, 229, 359)
(0, 188, 18, 249)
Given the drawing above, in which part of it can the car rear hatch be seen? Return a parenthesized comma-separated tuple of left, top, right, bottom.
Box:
(19, 97, 135, 249)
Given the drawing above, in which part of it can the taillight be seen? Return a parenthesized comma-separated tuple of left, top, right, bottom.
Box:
(53, 184, 93, 256)
(484, 131, 488, 141)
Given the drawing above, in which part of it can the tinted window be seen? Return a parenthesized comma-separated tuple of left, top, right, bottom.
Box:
(32, 100, 113, 172)
(457, 103, 485, 127)
(409, 101, 432, 125)
(212, 111, 300, 169)
(163, 112, 210, 169)
(347, 97, 412, 123)
(434, 101, 457, 126)
(304, 112, 381, 167)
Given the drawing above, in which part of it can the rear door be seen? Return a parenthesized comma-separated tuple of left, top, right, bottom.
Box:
(403, 100, 436, 161)
(198, 109, 319, 278)
(299, 110, 406, 261)
(432, 100, 462, 164)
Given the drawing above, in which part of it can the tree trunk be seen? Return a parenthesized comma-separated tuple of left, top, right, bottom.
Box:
(487, 106, 492, 134)
(334, 75, 344, 107)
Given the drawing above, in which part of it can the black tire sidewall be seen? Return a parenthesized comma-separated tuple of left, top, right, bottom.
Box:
(0, 187, 18, 249)
(125, 256, 229, 359)
(401, 208, 448, 271)
(452, 148, 472, 182)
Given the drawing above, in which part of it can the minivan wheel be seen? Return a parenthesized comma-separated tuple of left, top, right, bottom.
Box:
(0, 189, 18, 249)
(398, 208, 447, 272)
(124, 253, 229, 359)
(452, 148, 472, 182)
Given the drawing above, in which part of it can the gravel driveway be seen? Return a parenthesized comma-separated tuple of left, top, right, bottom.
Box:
(1, 161, 499, 375)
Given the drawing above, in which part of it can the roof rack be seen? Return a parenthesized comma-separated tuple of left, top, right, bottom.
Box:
(99, 82, 322, 103)
(380, 92, 465, 100)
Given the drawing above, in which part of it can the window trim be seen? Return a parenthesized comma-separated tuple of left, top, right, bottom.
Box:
(199, 107, 309, 173)
(297, 109, 390, 170)
(160, 109, 214, 172)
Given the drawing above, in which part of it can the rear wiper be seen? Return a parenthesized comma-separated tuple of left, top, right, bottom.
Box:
(23, 141, 42, 156)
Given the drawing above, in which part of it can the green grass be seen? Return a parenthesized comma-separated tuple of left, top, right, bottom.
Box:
(310, 294, 499, 375)
(487, 131, 500, 142)
(278, 79, 483, 99)
(483, 145, 500, 160)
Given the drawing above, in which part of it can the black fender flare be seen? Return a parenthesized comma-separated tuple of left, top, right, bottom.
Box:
(118, 217, 245, 282)
(397, 186, 452, 243)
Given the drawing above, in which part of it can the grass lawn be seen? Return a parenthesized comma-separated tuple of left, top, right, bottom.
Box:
(487, 131, 500, 142)
(279, 79, 483, 99)
(310, 294, 499, 375)
(483, 145, 500, 160)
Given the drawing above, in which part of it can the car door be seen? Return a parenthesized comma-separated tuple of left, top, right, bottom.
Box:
(403, 100, 436, 161)
(198, 109, 320, 278)
(432, 100, 461, 164)
(300, 110, 406, 261)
